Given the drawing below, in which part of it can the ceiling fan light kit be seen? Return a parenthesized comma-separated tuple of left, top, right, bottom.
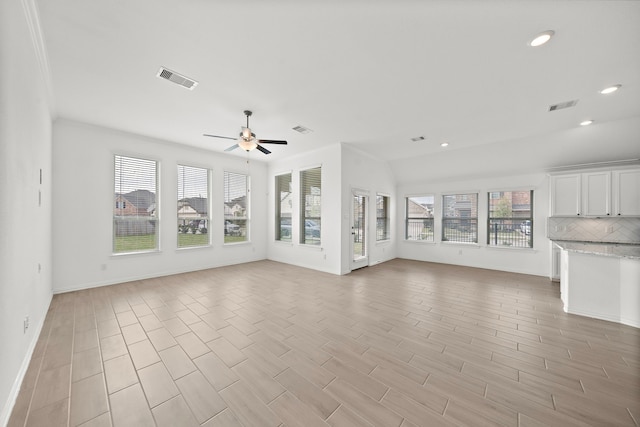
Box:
(203, 110, 288, 155)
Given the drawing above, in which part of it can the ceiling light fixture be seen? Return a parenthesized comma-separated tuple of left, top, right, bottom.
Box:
(580, 120, 594, 126)
(529, 30, 555, 47)
(237, 127, 258, 151)
(600, 84, 621, 94)
(440, 142, 449, 147)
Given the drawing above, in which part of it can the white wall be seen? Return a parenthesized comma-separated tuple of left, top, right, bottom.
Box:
(396, 172, 551, 277)
(340, 145, 397, 274)
(0, 0, 54, 424)
(267, 144, 342, 274)
(52, 119, 268, 293)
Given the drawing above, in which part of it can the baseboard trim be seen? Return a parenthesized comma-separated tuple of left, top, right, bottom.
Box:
(0, 301, 49, 427)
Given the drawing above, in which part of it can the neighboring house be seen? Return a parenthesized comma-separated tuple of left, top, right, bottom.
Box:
(443, 194, 477, 218)
(407, 198, 432, 218)
(178, 197, 208, 219)
(114, 189, 156, 216)
(114, 189, 156, 236)
(489, 191, 532, 218)
(224, 195, 246, 218)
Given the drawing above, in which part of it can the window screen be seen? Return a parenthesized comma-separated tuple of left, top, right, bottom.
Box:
(113, 155, 158, 253)
(177, 165, 210, 248)
(442, 193, 478, 243)
(376, 194, 390, 241)
(405, 196, 434, 241)
(224, 171, 248, 243)
(275, 173, 292, 241)
(300, 167, 321, 245)
(487, 190, 533, 248)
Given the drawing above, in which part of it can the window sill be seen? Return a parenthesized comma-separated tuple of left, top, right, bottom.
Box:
(223, 241, 251, 246)
(486, 245, 537, 253)
(176, 244, 213, 252)
(440, 241, 480, 248)
(403, 239, 436, 245)
(111, 249, 161, 257)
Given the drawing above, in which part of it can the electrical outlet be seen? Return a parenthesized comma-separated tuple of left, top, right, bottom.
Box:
(24, 316, 29, 333)
(605, 225, 614, 234)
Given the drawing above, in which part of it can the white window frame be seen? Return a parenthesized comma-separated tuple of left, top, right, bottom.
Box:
(113, 154, 159, 254)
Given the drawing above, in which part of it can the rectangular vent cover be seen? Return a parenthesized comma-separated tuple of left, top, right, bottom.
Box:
(411, 136, 425, 142)
(293, 125, 312, 134)
(549, 99, 578, 111)
(157, 67, 198, 90)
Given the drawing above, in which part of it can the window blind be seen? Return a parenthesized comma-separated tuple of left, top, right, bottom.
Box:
(177, 165, 210, 248)
(275, 173, 292, 241)
(300, 167, 321, 245)
(224, 171, 248, 243)
(113, 155, 158, 253)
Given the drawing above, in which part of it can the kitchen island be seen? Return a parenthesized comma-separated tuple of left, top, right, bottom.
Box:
(554, 240, 640, 328)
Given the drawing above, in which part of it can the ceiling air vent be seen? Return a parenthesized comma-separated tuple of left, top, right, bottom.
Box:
(411, 136, 425, 142)
(156, 67, 198, 90)
(548, 99, 578, 112)
(292, 125, 312, 134)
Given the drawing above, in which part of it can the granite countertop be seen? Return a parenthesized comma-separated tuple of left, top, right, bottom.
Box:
(552, 240, 640, 260)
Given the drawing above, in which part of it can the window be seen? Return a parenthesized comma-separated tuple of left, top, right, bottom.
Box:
(275, 173, 292, 242)
(300, 167, 321, 245)
(487, 190, 533, 248)
(177, 165, 210, 248)
(113, 155, 158, 253)
(223, 171, 248, 243)
(376, 194, 390, 241)
(405, 196, 434, 241)
(442, 193, 478, 243)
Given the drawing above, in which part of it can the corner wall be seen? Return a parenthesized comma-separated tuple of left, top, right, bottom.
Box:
(267, 144, 343, 274)
(0, 0, 54, 423)
(340, 145, 397, 274)
(52, 119, 269, 293)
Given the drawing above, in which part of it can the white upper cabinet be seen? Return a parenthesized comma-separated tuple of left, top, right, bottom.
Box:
(613, 169, 640, 216)
(550, 168, 640, 217)
(550, 174, 581, 216)
(583, 171, 611, 216)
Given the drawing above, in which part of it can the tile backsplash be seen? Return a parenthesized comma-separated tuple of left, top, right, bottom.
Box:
(547, 217, 640, 244)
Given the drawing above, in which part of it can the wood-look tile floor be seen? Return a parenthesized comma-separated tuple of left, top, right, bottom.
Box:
(8, 259, 640, 427)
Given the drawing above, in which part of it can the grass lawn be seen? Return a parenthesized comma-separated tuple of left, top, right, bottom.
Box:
(114, 234, 157, 253)
(178, 233, 209, 247)
(224, 235, 247, 244)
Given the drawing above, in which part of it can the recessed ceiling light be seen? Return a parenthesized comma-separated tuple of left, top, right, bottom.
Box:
(580, 120, 594, 126)
(600, 84, 621, 94)
(440, 142, 449, 147)
(529, 30, 555, 47)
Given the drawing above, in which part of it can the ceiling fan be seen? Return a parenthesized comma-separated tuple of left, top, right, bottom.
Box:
(203, 110, 287, 155)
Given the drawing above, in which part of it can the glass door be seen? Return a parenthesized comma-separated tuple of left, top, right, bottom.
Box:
(351, 191, 369, 271)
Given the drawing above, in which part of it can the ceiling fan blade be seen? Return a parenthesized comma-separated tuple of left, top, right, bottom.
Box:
(203, 133, 237, 141)
(258, 139, 288, 145)
(256, 144, 271, 155)
(224, 144, 239, 152)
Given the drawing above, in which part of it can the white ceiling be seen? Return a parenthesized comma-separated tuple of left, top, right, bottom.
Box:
(35, 0, 640, 182)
